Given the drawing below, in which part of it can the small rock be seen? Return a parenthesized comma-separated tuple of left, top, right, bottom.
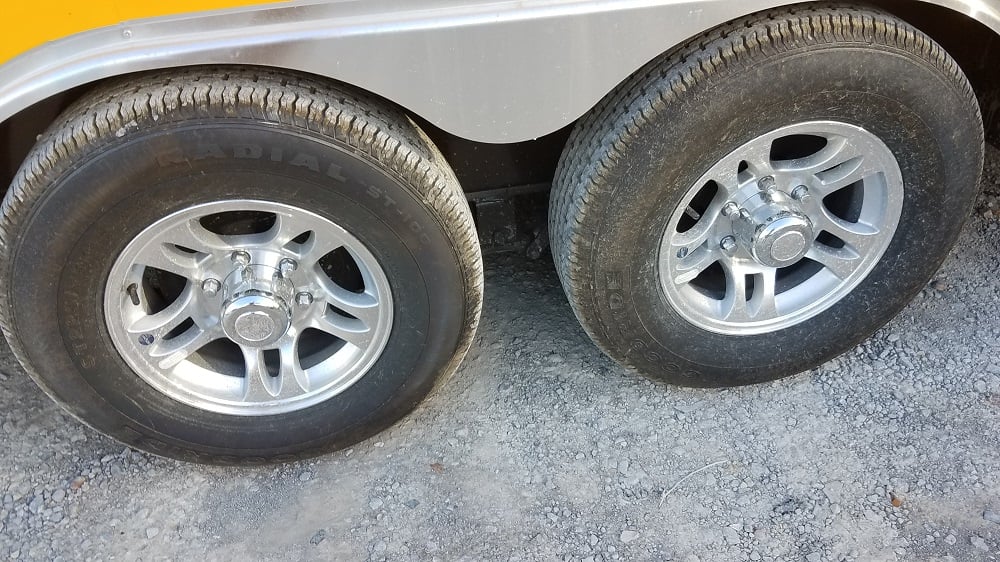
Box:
(145, 527, 159, 539)
(971, 536, 989, 552)
(309, 530, 327, 546)
(373, 540, 388, 553)
(806, 553, 822, 562)
(69, 477, 86, 491)
(944, 534, 957, 545)
(985, 510, 1000, 525)
(370, 498, 384, 510)
(299, 471, 313, 482)
(723, 527, 740, 545)
(404, 499, 419, 509)
(51, 490, 66, 503)
(620, 530, 640, 543)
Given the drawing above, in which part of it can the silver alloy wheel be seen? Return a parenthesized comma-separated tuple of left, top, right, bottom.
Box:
(104, 200, 393, 416)
(658, 121, 904, 335)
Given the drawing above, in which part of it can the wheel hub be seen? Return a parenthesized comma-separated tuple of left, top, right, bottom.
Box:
(104, 200, 394, 415)
(220, 263, 294, 348)
(658, 120, 904, 335)
(732, 189, 814, 268)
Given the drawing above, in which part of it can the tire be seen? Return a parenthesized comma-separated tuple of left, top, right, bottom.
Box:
(0, 68, 483, 463)
(549, 6, 984, 387)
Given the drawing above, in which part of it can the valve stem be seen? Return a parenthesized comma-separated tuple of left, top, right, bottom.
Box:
(126, 283, 140, 306)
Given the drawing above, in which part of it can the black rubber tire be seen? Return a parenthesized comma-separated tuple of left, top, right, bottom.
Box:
(0, 68, 483, 464)
(549, 6, 984, 387)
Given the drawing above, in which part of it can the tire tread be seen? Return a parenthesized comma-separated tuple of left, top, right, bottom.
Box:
(549, 4, 983, 374)
(0, 67, 484, 463)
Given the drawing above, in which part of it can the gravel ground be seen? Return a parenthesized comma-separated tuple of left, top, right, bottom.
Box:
(3, 147, 1000, 562)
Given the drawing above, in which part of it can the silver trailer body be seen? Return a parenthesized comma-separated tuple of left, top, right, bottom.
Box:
(1, 0, 999, 145)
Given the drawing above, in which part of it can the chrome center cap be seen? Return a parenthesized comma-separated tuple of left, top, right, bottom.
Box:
(220, 261, 295, 348)
(750, 214, 813, 267)
(770, 231, 808, 261)
(732, 189, 814, 268)
(223, 296, 291, 347)
(235, 311, 273, 342)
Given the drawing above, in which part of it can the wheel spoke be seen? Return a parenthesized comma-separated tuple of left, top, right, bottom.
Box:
(162, 219, 230, 254)
(816, 209, 881, 254)
(150, 326, 220, 370)
(671, 246, 718, 285)
(267, 211, 320, 248)
(805, 244, 862, 280)
(132, 219, 232, 278)
(134, 244, 204, 279)
(240, 345, 310, 401)
(721, 265, 751, 322)
(812, 155, 881, 198)
(127, 284, 197, 337)
(749, 269, 778, 319)
(738, 140, 775, 179)
(297, 232, 350, 268)
(241, 347, 281, 401)
(315, 274, 380, 326)
(312, 308, 373, 348)
(708, 162, 744, 194)
(280, 342, 311, 394)
(776, 136, 862, 176)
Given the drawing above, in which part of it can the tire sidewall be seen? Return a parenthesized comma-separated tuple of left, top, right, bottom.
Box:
(573, 46, 982, 385)
(9, 122, 467, 460)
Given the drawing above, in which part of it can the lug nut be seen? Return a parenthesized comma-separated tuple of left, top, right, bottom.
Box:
(279, 258, 298, 277)
(295, 292, 314, 306)
(791, 185, 811, 201)
(757, 176, 776, 191)
(231, 250, 251, 266)
(202, 278, 221, 297)
(720, 236, 738, 254)
(676, 247, 689, 259)
(722, 202, 740, 217)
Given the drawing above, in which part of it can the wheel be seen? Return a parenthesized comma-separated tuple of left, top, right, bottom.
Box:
(0, 69, 483, 463)
(549, 6, 984, 387)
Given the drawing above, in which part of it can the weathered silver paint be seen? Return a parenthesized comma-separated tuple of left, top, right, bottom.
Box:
(1, 0, 998, 144)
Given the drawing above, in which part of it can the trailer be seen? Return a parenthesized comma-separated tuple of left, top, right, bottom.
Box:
(1, 0, 997, 463)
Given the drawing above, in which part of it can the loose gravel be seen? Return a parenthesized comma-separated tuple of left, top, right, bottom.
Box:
(2, 147, 1000, 561)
